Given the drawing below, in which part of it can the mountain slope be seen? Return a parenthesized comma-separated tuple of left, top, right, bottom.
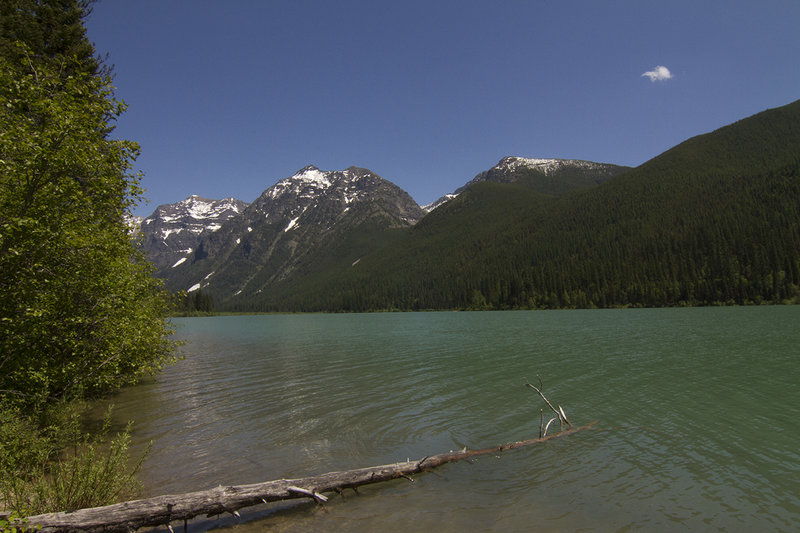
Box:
(240, 99, 800, 311)
(137, 196, 248, 272)
(161, 166, 425, 305)
(218, 156, 627, 311)
(424, 156, 630, 211)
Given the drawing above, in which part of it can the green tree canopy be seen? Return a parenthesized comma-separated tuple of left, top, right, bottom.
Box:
(0, 1, 176, 412)
(0, 0, 99, 75)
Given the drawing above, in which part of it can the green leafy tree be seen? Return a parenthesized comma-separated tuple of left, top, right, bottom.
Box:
(0, 2, 176, 411)
(0, 0, 175, 515)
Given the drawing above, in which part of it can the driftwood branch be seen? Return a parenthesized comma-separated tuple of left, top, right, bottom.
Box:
(21, 422, 597, 532)
(525, 376, 572, 428)
(543, 417, 557, 437)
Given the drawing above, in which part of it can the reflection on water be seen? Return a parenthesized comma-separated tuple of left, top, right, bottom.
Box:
(95, 307, 800, 532)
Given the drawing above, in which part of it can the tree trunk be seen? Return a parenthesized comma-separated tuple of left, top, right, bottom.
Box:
(22, 422, 596, 532)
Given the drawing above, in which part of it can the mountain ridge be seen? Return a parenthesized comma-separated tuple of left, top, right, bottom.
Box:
(137, 195, 248, 272)
(217, 98, 800, 311)
(156, 165, 425, 305)
(423, 156, 630, 211)
(137, 98, 800, 311)
(137, 156, 623, 297)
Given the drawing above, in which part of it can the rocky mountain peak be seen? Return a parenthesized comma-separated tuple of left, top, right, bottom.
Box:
(266, 166, 333, 201)
(158, 165, 426, 300)
(495, 156, 612, 175)
(137, 195, 248, 272)
(424, 156, 630, 212)
(256, 166, 424, 223)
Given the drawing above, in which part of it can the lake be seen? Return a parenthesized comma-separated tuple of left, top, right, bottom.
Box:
(98, 307, 800, 531)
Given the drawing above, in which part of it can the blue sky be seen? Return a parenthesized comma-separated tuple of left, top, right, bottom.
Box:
(85, 1, 800, 217)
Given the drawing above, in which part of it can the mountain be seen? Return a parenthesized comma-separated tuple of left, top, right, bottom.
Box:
(160, 165, 425, 305)
(423, 156, 630, 211)
(136, 195, 248, 272)
(146, 157, 623, 307)
(229, 99, 800, 312)
(140, 99, 800, 312)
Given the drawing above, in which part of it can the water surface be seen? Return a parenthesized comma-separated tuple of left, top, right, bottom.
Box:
(99, 307, 800, 531)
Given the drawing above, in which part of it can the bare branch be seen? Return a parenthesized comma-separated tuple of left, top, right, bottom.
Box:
(539, 408, 544, 439)
(524, 380, 561, 421)
(558, 405, 572, 427)
(525, 377, 572, 429)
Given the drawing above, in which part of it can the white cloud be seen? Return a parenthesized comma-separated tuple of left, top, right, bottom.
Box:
(641, 65, 673, 82)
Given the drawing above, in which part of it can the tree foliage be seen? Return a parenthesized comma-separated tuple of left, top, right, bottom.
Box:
(0, 402, 146, 515)
(0, 0, 100, 76)
(0, 1, 176, 411)
(0, 0, 176, 515)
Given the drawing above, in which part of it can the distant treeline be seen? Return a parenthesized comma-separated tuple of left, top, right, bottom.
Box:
(174, 289, 215, 315)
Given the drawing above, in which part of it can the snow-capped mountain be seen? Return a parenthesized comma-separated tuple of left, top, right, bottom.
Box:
(141, 157, 628, 308)
(423, 156, 631, 211)
(136, 195, 248, 272)
(161, 166, 425, 302)
(251, 165, 423, 228)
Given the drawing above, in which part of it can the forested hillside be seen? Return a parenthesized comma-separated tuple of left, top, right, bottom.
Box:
(228, 99, 800, 312)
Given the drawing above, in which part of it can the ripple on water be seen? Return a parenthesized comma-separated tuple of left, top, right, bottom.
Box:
(94, 308, 800, 532)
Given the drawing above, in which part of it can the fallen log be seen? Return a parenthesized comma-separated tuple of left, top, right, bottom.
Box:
(20, 422, 597, 532)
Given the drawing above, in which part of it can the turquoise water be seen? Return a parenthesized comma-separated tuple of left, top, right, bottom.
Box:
(100, 307, 800, 531)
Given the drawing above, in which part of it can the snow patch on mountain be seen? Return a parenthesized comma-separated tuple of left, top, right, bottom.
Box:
(161, 228, 183, 239)
(423, 193, 458, 212)
(424, 156, 626, 212)
(284, 216, 300, 232)
(497, 156, 608, 174)
(181, 195, 245, 219)
(137, 195, 249, 273)
(295, 167, 331, 187)
(268, 166, 333, 200)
